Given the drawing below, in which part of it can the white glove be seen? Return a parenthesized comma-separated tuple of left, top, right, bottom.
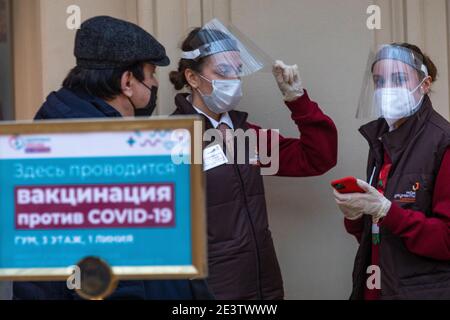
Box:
(272, 60, 304, 102)
(333, 188, 364, 221)
(333, 179, 392, 223)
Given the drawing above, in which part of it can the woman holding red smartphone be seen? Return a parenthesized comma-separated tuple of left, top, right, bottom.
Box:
(333, 43, 450, 300)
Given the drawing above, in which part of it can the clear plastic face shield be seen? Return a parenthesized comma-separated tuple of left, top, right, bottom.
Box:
(356, 45, 430, 124)
(181, 18, 273, 78)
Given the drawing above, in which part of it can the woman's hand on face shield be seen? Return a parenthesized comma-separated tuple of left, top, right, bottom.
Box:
(272, 60, 304, 102)
(333, 179, 392, 222)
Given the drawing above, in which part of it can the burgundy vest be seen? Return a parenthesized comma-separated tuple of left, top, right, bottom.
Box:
(353, 96, 450, 299)
(172, 94, 284, 300)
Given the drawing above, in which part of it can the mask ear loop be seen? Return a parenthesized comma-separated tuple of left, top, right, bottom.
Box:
(416, 65, 431, 122)
(410, 76, 428, 95)
(196, 73, 214, 97)
(124, 74, 138, 115)
(127, 96, 137, 114)
(198, 73, 213, 84)
(407, 76, 429, 117)
(419, 64, 430, 95)
(138, 81, 159, 116)
(128, 81, 159, 116)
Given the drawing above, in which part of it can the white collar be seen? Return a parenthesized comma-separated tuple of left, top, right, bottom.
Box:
(188, 95, 234, 129)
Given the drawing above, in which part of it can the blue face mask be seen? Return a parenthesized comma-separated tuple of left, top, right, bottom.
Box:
(197, 74, 243, 114)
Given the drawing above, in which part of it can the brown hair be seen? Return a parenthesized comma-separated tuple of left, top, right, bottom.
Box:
(393, 42, 438, 82)
(169, 28, 208, 90)
(170, 27, 234, 90)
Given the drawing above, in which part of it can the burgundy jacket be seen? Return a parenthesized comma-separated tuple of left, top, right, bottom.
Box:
(172, 91, 338, 299)
(347, 96, 450, 299)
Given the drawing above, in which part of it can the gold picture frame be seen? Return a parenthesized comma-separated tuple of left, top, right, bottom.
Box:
(0, 116, 207, 282)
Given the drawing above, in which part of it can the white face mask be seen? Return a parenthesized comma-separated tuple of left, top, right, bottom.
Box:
(374, 78, 426, 122)
(197, 74, 243, 114)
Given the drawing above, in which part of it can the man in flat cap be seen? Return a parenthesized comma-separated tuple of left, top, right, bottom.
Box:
(13, 16, 213, 300)
(34, 16, 169, 119)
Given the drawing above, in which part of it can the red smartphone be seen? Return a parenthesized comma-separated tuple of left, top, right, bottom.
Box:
(331, 177, 366, 194)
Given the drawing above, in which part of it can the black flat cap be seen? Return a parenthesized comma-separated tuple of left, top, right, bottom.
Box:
(74, 16, 170, 69)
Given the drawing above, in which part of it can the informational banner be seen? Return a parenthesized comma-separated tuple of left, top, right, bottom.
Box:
(0, 118, 206, 281)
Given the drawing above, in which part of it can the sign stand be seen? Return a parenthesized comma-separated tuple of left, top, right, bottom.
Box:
(75, 256, 118, 300)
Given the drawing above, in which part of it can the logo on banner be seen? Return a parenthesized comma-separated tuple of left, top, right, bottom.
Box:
(9, 136, 52, 154)
(127, 130, 190, 153)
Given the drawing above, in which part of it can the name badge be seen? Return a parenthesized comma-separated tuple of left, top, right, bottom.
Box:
(203, 144, 228, 172)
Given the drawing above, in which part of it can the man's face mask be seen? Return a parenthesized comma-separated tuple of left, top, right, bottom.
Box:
(129, 81, 158, 117)
(197, 74, 243, 114)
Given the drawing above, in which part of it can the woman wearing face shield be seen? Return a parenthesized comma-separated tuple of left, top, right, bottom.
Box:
(169, 21, 338, 300)
(334, 43, 450, 300)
